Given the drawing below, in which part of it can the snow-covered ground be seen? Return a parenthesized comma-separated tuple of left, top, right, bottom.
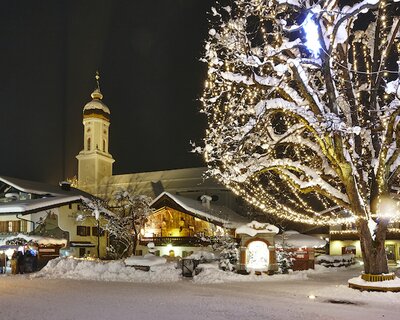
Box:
(1, 259, 400, 320)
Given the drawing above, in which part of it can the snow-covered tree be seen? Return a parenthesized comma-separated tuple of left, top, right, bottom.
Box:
(107, 190, 152, 258)
(200, 0, 400, 275)
(81, 197, 109, 258)
(214, 237, 239, 271)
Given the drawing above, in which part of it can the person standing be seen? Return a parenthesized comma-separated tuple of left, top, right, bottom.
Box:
(0, 252, 5, 274)
(11, 250, 17, 274)
(17, 251, 24, 274)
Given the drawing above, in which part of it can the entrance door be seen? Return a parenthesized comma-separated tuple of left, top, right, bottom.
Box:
(246, 241, 269, 271)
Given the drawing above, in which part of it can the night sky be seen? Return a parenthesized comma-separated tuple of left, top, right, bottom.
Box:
(0, 0, 213, 184)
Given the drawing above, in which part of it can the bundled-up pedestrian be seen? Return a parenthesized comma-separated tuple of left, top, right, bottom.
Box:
(17, 251, 24, 274)
(11, 250, 17, 274)
(0, 252, 5, 274)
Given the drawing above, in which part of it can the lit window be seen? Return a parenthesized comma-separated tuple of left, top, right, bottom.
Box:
(77, 226, 91, 236)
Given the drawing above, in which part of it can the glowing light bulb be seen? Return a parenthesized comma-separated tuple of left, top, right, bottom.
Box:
(303, 13, 321, 57)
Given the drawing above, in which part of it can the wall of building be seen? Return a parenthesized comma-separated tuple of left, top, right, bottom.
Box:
(145, 207, 219, 238)
(0, 211, 47, 235)
(55, 204, 108, 258)
(330, 239, 400, 263)
(329, 240, 362, 257)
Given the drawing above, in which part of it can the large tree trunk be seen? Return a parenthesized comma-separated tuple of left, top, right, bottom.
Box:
(357, 219, 389, 274)
(345, 174, 389, 275)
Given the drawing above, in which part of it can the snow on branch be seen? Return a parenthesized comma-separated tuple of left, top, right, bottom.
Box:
(200, 0, 400, 225)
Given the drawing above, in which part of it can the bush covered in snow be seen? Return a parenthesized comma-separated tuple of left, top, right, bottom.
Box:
(199, 236, 239, 271)
(276, 249, 295, 274)
(218, 240, 238, 271)
(315, 254, 354, 268)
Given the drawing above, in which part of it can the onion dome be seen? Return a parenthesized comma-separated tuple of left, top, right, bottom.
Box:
(83, 72, 110, 120)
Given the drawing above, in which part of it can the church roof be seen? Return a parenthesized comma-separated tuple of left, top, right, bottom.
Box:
(83, 94, 110, 115)
(83, 73, 110, 115)
(99, 167, 225, 198)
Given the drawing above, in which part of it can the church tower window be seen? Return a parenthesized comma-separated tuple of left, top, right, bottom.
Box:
(87, 137, 91, 151)
(103, 139, 106, 152)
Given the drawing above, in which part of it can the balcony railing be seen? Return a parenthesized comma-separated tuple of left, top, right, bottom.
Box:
(139, 236, 210, 247)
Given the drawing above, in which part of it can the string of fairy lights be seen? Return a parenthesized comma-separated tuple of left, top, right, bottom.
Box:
(201, 0, 400, 226)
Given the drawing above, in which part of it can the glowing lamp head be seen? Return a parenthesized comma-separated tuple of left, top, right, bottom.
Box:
(303, 13, 321, 57)
(377, 196, 400, 221)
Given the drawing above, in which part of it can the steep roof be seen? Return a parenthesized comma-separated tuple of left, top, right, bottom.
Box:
(99, 167, 224, 197)
(0, 176, 94, 215)
(150, 191, 249, 228)
(0, 176, 92, 197)
(0, 195, 84, 214)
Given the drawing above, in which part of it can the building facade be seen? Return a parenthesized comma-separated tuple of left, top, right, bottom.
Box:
(0, 176, 108, 259)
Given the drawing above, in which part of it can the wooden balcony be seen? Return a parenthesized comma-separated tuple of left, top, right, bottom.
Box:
(139, 236, 210, 247)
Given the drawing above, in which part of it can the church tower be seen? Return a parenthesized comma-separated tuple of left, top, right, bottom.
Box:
(76, 72, 115, 191)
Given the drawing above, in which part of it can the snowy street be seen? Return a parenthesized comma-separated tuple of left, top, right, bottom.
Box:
(1, 265, 400, 320)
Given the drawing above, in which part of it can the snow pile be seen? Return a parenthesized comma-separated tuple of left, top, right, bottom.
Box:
(313, 283, 400, 308)
(193, 262, 310, 284)
(125, 254, 166, 267)
(275, 231, 326, 248)
(1, 233, 67, 246)
(186, 251, 216, 261)
(235, 220, 279, 236)
(315, 254, 354, 267)
(32, 257, 180, 283)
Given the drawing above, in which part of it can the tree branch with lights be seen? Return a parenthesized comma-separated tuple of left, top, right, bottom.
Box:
(199, 0, 400, 275)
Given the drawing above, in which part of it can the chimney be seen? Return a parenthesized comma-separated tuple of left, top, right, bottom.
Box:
(200, 195, 212, 210)
(59, 181, 71, 191)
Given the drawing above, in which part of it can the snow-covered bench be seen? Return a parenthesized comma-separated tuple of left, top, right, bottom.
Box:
(124, 254, 166, 271)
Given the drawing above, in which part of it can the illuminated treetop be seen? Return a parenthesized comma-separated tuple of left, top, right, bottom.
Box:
(200, 0, 400, 227)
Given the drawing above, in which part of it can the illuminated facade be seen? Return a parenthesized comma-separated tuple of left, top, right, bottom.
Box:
(329, 224, 400, 264)
(138, 192, 247, 257)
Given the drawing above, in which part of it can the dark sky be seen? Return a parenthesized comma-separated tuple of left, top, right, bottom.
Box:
(0, 0, 213, 184)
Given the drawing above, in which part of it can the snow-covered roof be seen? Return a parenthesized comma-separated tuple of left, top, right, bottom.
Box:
(236, 220, 279, 236)
(0, 195, 84, 214)
(0, 233, 67, 246)
(84, 99, 110, 114)
(100, 167, 223, 197)
(0, 176, 92, 197)
(275, 231, 327, 248)
(0, 176, 96, 215)
(150, 191, 249, 228)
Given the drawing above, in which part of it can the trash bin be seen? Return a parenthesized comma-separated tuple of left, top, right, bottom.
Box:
(182, 259, 200, 277)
